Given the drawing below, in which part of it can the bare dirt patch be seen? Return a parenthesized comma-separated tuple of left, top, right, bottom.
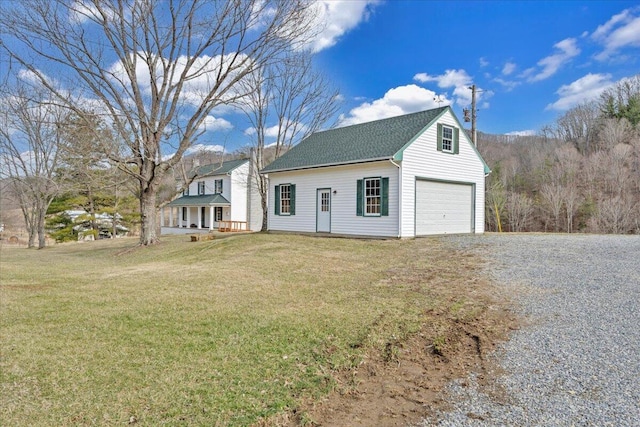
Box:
(277, 245, 518, 427)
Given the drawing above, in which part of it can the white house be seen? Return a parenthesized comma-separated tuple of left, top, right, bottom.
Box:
(260, 106, 490, 238)
(161, 158, 262, 233)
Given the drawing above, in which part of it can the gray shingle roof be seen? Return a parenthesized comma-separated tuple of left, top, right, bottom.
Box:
(167, 194, 230, 206)
(193, 158, 248, 177)
(261, 107, 448, 173)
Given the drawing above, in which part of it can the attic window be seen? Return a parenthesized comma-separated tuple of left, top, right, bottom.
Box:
(437, 123, 460, 154)
(442, 126, 453, 152)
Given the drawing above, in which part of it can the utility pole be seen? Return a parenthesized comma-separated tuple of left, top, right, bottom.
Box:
(463, 85, 478, 146)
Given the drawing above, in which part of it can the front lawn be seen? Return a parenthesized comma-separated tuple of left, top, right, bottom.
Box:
(0, 233, 498, 426)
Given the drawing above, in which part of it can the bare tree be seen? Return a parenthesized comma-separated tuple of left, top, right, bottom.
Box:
(0, 83, 69, 248)
(1, 0, 317, 245)
(505, 191, 533, 232)
(238, 52, 339, 231)
(555, 102, 601, 154)
(540, 183, 564, 232)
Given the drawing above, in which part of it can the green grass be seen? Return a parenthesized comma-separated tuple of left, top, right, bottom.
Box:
(1, 233, 473, 426)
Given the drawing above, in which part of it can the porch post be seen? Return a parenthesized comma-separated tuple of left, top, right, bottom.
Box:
(197, 206, 202, 229)
(169, 208, 174, 227)
(186, 207, 191, 228)
(179, 206, 183, 228)
(209, 206, 214, 230)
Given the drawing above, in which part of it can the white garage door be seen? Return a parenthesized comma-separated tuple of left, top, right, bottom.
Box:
(415, 180, 474, 235)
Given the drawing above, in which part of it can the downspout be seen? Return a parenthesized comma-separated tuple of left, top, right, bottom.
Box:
(389, 159, 401, 238)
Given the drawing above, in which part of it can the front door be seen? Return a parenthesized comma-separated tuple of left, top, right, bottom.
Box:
(316, 189, 331, 232)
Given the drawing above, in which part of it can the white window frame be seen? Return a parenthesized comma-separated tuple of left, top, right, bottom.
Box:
(364, 177, 381, 216)
(214, 206, 223, 222)
(441, 125, 454, 153)
(214, 179, 223, 194)
(197, 181, 205, 195)
(280, 184, 291, 215)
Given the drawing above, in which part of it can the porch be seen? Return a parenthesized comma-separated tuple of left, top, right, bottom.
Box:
(162, 194, 231, 232)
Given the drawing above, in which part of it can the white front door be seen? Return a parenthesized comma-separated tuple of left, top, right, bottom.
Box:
(317, 189, 331, 232)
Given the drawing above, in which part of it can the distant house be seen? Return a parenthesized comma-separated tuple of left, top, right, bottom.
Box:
(161, 158, 262, 233)
(59, 210, 129, 240)
(260, 106, 490, 238)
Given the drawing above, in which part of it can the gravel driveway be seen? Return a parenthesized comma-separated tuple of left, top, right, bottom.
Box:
(426, 234, 640, 427)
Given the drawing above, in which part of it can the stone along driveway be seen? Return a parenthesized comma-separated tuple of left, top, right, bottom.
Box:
(428, 234, 640, 427)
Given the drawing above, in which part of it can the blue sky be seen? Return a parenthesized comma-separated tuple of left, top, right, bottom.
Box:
(314, 1, 640, 135)
(209, 0, 640, 152)
(4, 1, 640, 155)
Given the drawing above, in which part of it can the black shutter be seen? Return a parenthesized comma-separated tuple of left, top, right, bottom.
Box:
(274, 185, 280, 215)
(437, 123, 443, 152)
(356, 179, 363, 216)
(290, 184, 296, 216)
(381, 177, 389, 216)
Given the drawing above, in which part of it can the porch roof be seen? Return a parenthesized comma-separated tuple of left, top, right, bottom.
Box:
(167, 194, 230, 206)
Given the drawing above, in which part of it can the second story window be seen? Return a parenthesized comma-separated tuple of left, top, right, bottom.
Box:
(214, 179, 223, 194)
(197, 181, 205, 195)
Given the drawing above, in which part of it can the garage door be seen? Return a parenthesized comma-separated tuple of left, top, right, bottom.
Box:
(415, 180, 474, 235)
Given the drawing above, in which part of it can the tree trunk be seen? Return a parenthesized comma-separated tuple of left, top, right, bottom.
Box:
(261, 191, 268, 232)
(37, 208, 47, 249)
(258, 173, 268, 232)
(139, 185, 159, 245)
(21, 208, 36, 248)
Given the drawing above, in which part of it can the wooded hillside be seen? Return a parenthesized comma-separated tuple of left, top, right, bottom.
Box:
(479, 75, 639, 234)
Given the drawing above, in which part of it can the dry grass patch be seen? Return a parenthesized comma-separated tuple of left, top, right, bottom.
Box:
(0, 234, 514, 426)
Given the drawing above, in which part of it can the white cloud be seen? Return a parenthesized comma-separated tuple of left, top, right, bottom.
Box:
(108, 52, 251, 108)
(546, 73, 614, 111)
(529, 38, 580, 82)
(186, 144, 225, 155)
(244, 120, 308, 142)
(197, 115, 233, 133)
(479, 57, 489, 68)
(338, 84, 445, 127)
(502, 62, 516, 76)
(493, 78, 520, 91)
(305, 1, 380, 53)
(591, 8, 640, 61)
(414, 69, 472, 88)
(505, 130, 536, 137)
(413, 69, 478, 107)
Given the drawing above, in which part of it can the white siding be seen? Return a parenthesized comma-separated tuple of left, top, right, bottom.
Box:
(229, 163, 249, 222)
(399, 110, 486, 237)
(267, 162, 400, 237)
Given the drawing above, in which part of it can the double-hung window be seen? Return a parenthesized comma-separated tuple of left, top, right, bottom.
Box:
(280, 184, 291, 214)
(365, 178, 381, 215)
(214, 179, 223, 194)
(356, 177, 389, 217)
(274, 184, 296, 215)
(197, 181, 205, 195)
(441, 126, 453, 152)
